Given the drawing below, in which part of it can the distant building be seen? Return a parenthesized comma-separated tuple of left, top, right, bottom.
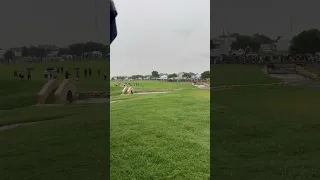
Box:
(211, 32, 236, 57)
(276, 34, 294, 53)
(10, 47, 22, 57)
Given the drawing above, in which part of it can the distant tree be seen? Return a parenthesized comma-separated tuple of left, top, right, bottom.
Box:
(167, 73, 178, 78)
(151, 71, 160, 78)
(131, 75, 144, 79)
(231, 35, 260, 52)
(290, 29, 320, 53)
(253, 33, 273, 44)
(200, 70, 210, 79)
(58, 48, 69, 56)
(182, 73, 192, 78)
(27, 46, 37, 57)
(210, 40, 215, 49)
(230, 33, 240, 37)
(3, 50, 15, 62)
(69, 43, 85, 56)
(35, 47, 47, 60)
(21, 46, 29, 57)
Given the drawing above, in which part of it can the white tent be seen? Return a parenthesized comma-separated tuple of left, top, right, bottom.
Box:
(158, 75, 168, 80)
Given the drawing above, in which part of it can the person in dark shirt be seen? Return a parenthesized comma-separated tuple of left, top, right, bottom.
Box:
(88, 68, 92, 76)
(76, 70, 80, 81)
(84, 68, 88, 78)
(65, 71, 70, 79)
(27, 70, 31, 80)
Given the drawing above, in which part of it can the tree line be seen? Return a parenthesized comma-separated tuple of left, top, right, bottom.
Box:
(112, 70, 210, 80)
(211, 29, 320, 54)
(2, 41, 109, 61)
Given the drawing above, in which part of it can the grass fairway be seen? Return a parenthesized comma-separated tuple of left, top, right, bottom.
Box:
(0, 60, 110, 180)
(211, 64, 279, 86)
(110, 81, 210, 179)
(211, 65, 320, 179)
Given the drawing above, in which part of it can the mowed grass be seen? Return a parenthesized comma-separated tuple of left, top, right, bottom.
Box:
(211, 64, 279, 86)
(0, 59, 109, 110)
(110, 80, 195, 100)
(110, 88, 210, 179)
(305, 64, 320, 75)
(0, 59, 110, 180)
(211, 65, 320, 179)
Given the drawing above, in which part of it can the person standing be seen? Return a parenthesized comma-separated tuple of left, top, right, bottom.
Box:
(27, 70, 31, 80)
(65, 71, 70, 79)
(89, 68, 92, 76)
(104, 72, 107, 80)
(84, 68, 88, 78)
(44, 70, 48, 81)
(76, 70, 80, 81)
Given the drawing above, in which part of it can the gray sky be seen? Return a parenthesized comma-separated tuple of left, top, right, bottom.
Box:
(0, 0, 109, 49)
(211, 0, 320, 39)
(110, 0, 210, 77)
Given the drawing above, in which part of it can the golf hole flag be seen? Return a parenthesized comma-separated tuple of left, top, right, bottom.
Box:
(110, 0, 117, 44)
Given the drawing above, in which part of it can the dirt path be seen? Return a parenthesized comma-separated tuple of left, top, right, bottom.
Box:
(0, 122, 40, 131)
(263, 67, 320, 88)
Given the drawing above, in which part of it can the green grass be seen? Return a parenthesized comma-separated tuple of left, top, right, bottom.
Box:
(211, 64, 279, 86)
(0, 59, 110, 180)
(111, 80, 196, 91)
(0, 62, 211, 180)
(0, 60, 109, 110)
(211, 65, 320, 179)
(110, 89, 210, 179)
(306, 65, 320, 75)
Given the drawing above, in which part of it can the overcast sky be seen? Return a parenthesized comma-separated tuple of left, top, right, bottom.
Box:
(0, 0, 109, 49)
(110, 0, 210, 77)
(211, 0, 320, 39)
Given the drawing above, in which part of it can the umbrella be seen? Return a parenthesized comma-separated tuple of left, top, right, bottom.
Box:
(110, 0, 118, 44)
(46, 67, 55, 71)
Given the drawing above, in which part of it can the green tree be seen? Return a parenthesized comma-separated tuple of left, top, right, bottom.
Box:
(21, 46, 29, 57)
(210, 39, 215, 49)
(35, 46, 47, 60)
(3, 50, 15, 62)
(167, 73, 178, 78)
(58, 48, 69, 56)
(231, 35, 260, 52)
(253, 33, 273, 44)
(200, 70, 210, 79)
(151, 71, 159, 78)
(182, 73, 192, 78)
(290, 29, 320, 53)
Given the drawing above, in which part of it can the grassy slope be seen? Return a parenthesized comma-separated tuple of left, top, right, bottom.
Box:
(211, 65, 320, 179)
